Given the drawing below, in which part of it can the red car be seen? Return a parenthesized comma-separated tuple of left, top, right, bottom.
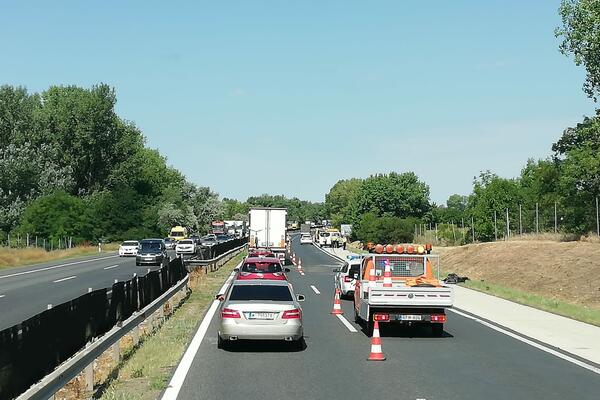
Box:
(248, 249, 276, 258)
(236, 257, 290, 280)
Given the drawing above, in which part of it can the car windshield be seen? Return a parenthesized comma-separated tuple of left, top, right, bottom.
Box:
(241, 262, 283, 273)
(171, 231, 184, 237)
(320, 233, 330, 237)
(229, 285, 292, 301)
(140, 242, 161, 252)
(122, 241, 138, 246)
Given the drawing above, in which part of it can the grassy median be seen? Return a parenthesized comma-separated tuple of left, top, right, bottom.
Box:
(0, 244, 119, 270)
(99, 253, 245, 400)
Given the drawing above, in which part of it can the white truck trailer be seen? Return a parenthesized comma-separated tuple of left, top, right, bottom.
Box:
(353, 245, 454, 336)
(248, 207, 287, 262)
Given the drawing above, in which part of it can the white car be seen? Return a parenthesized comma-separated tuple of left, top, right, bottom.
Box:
(334, 256, 362, 298)
(300, 234, 312, 245)
(119, 240, 139, 257)
(318, 232, 331, 246)
(175, 239, 196, 256)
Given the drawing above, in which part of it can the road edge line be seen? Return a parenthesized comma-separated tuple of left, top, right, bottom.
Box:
(161, 262, 241, 400)
(448, 308, 600, 375)
(312, 243, 346, 264)
(335, 314, 358, 333)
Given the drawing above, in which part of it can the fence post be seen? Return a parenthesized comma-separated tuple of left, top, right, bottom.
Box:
(84, 362, 94, 393)
(27, 233, 30, 247)
(519, 204, 523, 236)
(435, 223, 438, 244)
(536, 202, 539, 234)
(554, 202, 558, 234)
(596, 197, 599, 237)
(451, 221, 456, 243)
(505, 208, 510, 240)
(494, 211, 498, 241)
(471, 217, 475, 243)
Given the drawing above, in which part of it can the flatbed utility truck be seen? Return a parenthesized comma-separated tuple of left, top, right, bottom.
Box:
(353, 244, 454, 336)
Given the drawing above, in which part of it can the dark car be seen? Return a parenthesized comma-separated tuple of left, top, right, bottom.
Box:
(136, 239, 167, 266)
(163, 237, 177, 250)
(216, 234, 230, 242)
(199, 234, 218, 247)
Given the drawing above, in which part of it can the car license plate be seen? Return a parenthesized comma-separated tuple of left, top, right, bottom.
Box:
(245, 312, 276, 320)
(144, 257, 153, 261)
(399, 315, 422, 321)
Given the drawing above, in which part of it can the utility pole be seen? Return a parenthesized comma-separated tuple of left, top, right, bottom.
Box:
(494, 210, 498, 241)
(451, 221, 456, 243)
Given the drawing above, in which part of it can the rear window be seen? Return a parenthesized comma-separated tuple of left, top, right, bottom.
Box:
(122, 241, 138, 246)
(301, 234, 311, 238)
(320, 232, 330, 237)
(179, 240, 193, 244)
(229, 285, 292, 301)
(349, 265, 360, 277)
(241, 262, 282, 273)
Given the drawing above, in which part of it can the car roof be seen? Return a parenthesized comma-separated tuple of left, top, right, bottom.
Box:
(231, 279, 289, 286)
(244, 257, 280, 263)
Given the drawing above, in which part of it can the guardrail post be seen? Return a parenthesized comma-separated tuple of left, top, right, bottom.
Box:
(84, 362, 94, 394)
(131, 326, 140, 346)
(112, 342, 120, 365)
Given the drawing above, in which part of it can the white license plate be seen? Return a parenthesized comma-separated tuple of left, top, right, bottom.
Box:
(144, 257, 153, 261)
(399, 315, 422, 321)
(246, 312, 276, 320)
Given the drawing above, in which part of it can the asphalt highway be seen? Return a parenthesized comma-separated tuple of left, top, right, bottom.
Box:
(174, 235, 600, 400)
(0, 252, 174, 330)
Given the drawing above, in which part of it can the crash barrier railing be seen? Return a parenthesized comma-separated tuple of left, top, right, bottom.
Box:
(195, 237, 247, 260)
(0, 258, 187, 400)
(185, 241, 248, 274)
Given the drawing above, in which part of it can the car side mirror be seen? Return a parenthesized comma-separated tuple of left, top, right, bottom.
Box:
(284, 268, 290, 273)
(332, 268, 340, 273)
(234, 268, 239, 272)
(296, 294, 305, 302)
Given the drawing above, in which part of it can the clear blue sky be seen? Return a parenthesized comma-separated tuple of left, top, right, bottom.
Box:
(1, 1, 595, 204)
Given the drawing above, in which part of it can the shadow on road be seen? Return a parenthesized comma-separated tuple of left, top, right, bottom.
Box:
(221, 338, 307, 353)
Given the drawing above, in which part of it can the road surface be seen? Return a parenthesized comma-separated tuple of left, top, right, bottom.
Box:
(173, 234, 600, 400)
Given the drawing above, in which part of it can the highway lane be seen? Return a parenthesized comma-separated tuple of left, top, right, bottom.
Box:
(174, 234, 600, 400)
(0, 252, 174, 330)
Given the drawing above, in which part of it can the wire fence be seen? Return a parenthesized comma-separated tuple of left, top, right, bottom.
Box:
(415, 199, 600, 246)
(0, 233, 76, 251)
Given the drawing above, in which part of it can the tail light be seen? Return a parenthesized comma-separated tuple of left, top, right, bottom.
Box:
(430, 314, 446, 323)
(343, 276, 353, 282)
(282, 308, 302, 319)
(221, 308, 240, 319)
(373, 313, 390, 322)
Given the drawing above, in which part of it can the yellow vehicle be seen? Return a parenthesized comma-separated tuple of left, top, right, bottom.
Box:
(169, 226, 188, 241)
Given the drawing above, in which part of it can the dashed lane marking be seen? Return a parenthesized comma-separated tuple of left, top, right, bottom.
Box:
(0, 294, 5, 298)
(300, 272, 305, 276)
(336, 314, 358, 333)
(0, 255, 118, 280)
(103, 265, 119, 270)
(53, 275, 77, 283)
(310, 285, 320, 294)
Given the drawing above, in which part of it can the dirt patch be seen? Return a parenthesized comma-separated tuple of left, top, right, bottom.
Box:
(439, 240, 600, 309)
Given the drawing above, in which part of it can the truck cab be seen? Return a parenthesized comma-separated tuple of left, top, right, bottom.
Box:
(353, 244, 453, 336)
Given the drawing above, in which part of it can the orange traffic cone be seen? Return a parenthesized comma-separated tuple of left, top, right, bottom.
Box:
(383, 260, 392, 288)
(297, 258, 303, 270)
(367, 321, 386, 361)
(330, 288, 343, 315)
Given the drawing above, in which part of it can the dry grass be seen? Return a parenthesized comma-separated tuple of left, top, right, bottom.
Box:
(440, 240, 600, 325)
(99, 253, 245, 400)
(0, 245, 118, 270)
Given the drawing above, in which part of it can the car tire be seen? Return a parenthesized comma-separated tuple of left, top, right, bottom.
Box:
(136, 262, 140, 266)
(431, 324, 444, 337)
(217, 335, 227, 350)
(293, 337, 304, 351)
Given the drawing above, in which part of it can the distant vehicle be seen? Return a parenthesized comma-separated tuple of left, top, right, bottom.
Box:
(300, 234, 312, 245)
(318, 231, 330, 246)
(235, 257, 290, 281)
(189, 234, 201, 244)
(334, 256, 362, 298)
(136, 239, 167, 266)
(249, 207, 287, 263)
(217, 279, 305, 349)
(248, 249, 276, 258)
(300, 223, 311, 234)
(176, 239, 196, 256)
(199, 234, 218, 247)
(119, 240, 139, 257)
(340, 224, 352, 237)
(211, 220, 226, 235)
(216, 233, 232, 242)
(169, 226, 188, 241)
(163, 237, 177, 250)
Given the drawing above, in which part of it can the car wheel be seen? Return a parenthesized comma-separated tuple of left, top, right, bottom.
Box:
(136, 262, 140, 266)
(293, 337, 304, 351)
(217, 334, 227, 350)
(431, 324, 444, 337)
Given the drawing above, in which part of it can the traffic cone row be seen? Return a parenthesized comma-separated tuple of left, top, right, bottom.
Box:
(330, 288, 343, 315)
(367, 321, 386, 361)
(297, 258, 302, 271)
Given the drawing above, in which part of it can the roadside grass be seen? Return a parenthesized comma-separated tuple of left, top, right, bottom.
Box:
(439, 268, 600, 327)
(0, 244, 119, 270)
(99, 253, 245, 400)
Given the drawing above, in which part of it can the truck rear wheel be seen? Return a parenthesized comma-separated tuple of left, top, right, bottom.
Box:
(431, 324, 444, 337)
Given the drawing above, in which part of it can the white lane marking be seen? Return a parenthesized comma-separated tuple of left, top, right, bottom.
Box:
(53, 275, 76, 283)
(162, 263, 240, 400)
(103, 264, 119, 270)
(336, 314, 358, 333)
(310, 285, 320, 294)
(448, 308, 600, 375)
(300, 272, 305, 276)
(0, 294, 5, 298)
(0, 255, 119, 280)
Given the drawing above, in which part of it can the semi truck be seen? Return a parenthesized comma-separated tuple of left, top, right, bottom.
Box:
(248, 207, 287, 262)
(353, 244, 454, 336)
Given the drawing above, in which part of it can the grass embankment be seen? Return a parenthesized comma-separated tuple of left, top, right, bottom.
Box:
(99, 253, 245, 400)
(0, 244, 119, 270)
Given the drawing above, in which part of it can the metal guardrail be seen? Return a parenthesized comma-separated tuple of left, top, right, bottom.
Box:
(17, 275, 189, 400)
(184, 243, 248, 274)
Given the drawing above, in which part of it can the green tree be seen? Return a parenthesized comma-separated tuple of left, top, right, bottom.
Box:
(325, 178, 362, 226)
(556, 0, 600, 100)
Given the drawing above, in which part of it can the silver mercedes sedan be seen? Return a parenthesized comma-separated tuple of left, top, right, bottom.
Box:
(217, 279, 305, 349)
